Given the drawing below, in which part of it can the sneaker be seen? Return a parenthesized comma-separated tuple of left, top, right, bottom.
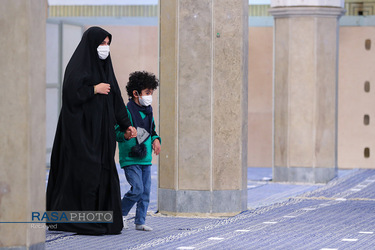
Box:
(135, 224, 153, 231)
(122, 216, 129, 229)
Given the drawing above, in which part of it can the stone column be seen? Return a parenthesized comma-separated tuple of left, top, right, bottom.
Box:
(0, 0, 46, 249)
(158, 0, 248, 216)
(269, 0, 345, 183)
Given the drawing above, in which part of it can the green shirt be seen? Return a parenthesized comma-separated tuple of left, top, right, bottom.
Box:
(115, 109, 161, 167)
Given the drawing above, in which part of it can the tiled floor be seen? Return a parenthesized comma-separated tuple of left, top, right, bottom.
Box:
(46, 167, 375, 250)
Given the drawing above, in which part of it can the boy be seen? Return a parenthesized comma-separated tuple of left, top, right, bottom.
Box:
(115, 71, 161, 231)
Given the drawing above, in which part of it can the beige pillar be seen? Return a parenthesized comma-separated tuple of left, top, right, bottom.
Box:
(0, 0, 47, 248)
(269, 1, 345, 183)
(158, 0, 248, 216)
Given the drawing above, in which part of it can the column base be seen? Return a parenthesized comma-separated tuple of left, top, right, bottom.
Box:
(158, 189, 247, 216)
(273, 166, 337, 183)
(1, 242, 45, 250)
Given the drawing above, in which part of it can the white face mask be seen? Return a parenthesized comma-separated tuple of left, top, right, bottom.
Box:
(139, 95, 153, 106)
(97, 45, 110, 60)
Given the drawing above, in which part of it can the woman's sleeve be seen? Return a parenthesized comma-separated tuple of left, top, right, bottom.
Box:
(63, 74, 95, 106)
(113, 85, 131, 131)
(76, 83, 95, 104)
(115, 109, 133, 142)
(115, 124, 126, 142)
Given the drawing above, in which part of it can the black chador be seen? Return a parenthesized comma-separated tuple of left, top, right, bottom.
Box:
(46, 27, 131, 235)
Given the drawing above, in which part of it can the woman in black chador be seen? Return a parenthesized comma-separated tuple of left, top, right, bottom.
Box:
(46, 26, 136, 235)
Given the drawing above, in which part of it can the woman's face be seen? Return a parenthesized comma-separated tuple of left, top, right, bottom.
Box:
(100, 36, 110, 46)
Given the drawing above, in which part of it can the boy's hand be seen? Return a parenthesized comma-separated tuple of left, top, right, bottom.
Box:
(124, 126, 137, 140)
(152, 139, 161, 155)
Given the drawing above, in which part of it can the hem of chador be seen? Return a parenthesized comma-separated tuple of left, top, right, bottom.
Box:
(47, 223, 122, 235)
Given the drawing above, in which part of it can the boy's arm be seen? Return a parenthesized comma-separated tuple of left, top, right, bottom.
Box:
(151, 120, 161, 144)
(151, 119, 161, 155)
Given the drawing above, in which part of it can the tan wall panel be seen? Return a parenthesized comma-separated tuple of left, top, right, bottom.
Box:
(338, 26, 375, 169)
(248, 27, 273, 167)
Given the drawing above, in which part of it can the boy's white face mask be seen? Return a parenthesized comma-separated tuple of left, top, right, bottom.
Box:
(139, 95, 153, 106)
(97, 45, 110, 60)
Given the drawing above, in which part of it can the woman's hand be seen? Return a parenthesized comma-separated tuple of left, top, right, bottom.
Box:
(94, 83, 110, 95)
(152, 139, 161, 155)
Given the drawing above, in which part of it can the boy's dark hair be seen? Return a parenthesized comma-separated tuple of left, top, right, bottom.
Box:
(126, 71, 159, 98)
